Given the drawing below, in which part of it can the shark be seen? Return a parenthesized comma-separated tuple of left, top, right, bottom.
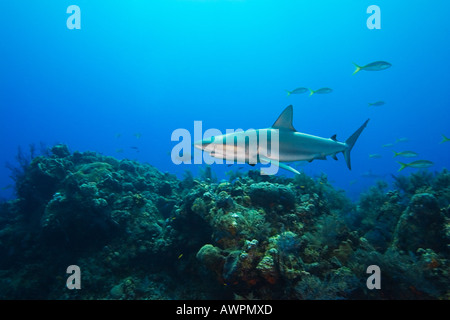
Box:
(194, 105, 369, 174)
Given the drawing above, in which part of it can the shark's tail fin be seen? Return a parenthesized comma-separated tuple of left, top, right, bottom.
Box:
(393, 151, 399, 157)
(343, 119, 370, 170)
(309, 88, 314, 96)
(352, 62, 362, 75)
(286, 90, 291, 97)
(440, 134, 450, 144)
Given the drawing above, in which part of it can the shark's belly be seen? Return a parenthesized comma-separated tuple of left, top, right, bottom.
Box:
(275, 134, 346, 162)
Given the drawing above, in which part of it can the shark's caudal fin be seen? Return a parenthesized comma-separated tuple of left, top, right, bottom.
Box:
(286, 90, 291, 96)
(352, 62, 362, 75)
(309, 88, 314, 96)
(343, 119, 370, 170)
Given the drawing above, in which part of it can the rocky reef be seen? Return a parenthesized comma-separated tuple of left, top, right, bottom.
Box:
(0, 144, 448, 299)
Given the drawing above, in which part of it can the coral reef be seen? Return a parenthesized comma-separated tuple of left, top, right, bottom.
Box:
(0, 144, 448, 299)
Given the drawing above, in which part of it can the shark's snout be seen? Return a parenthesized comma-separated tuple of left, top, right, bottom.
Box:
(193, 137, 215, 150)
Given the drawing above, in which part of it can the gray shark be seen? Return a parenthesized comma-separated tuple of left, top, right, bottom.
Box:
(194, 105, 369, 174)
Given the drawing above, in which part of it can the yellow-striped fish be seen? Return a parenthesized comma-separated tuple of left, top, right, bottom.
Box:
(397, 160, 433, 172)
(440, 134, 450, 144)
(353, 61, 392, 75)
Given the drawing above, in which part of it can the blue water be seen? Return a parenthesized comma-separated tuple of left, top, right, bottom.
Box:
(1, 0, 449, 200)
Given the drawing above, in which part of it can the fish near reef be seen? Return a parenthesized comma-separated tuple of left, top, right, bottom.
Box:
(397, 160, 434, 171)
(393, 151, 418, 158)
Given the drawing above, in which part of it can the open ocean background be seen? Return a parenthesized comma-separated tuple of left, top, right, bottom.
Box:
(1, 0, 449, 200)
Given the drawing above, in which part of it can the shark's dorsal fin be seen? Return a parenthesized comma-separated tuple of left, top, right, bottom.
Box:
(272, 105, 296, 131)
(331, 134, 337, 141)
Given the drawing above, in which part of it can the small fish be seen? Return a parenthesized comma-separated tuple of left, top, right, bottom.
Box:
(369, 154, 382, 159)
(397, 160, 434, 172)
(115, 133, 122, 139)
(440, 134, 450, 144)
(286, 87, 309, 96)
(134, 133, 142, 139)
(382, 143, 395, 148)
(353, 61, 392, 75)
(368, 101, 385, 107)
(309, 87, 333, 96)
(393, 151, 418, 158)
(115, 148, 124, 154)
(396, 137, 409, 143)
(178, 254, 183, 259)
(361, 171, 386, 179)
(1, 184, 13, 191)
(349, 179, 358, 185)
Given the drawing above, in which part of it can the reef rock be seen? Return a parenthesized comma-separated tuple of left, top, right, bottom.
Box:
(1, 144, 449, 300)
(247, 182, 296, 210)
(256, 255, 278, 284)
(196, 244, 226, 279)
(392, 193, 446, 252)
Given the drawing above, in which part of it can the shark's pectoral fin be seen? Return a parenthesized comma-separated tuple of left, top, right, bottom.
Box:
(332, 154, 338, 161)
(277, 162, 301, 175)
(260, 156, 300, 175)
